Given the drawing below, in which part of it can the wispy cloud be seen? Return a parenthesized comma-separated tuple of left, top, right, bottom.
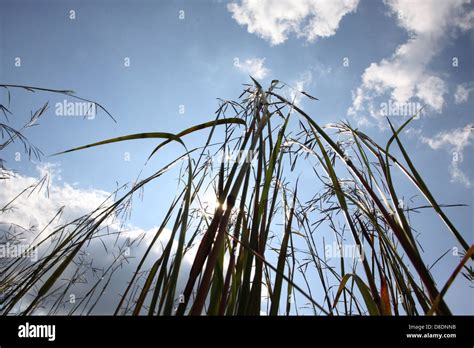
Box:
(348, 0, 473, 128)
(235, 57, 270, 79)
(228, 0, 359, 45)
(421, 126, 473, 187)
(290, 71, 313, 105)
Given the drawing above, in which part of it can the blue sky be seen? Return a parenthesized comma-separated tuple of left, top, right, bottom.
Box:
(0, 0, 473, 314)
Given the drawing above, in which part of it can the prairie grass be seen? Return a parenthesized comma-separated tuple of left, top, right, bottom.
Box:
(0, 80, 472, 316)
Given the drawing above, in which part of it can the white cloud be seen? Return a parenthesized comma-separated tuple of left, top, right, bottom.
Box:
(421, 127, 473, 187)
(0, 163, 110, 240)
(450, 163, 472, 188)
(235, 57, 270, 79)
(290, 71, 313, 105)
(421, 128, 472, 153)
(348, 0, 473, 127)
(0, 164, 238, 314)
(454, 83, 473, 104)
(0, 164, 193, 314)
(415, 75, 447, 112)
(228, 0, 359, 45)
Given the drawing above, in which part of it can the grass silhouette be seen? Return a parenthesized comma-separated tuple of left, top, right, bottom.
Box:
(0, 80, 472, 316)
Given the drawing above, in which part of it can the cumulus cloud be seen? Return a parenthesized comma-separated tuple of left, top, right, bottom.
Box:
(421, 127, 473, 187)
(235, 57, 270, 79)
(0, 163, 110, 239)
(348, 0, 474, 127)
(0, 163, 193, 314)
(290, 71, 314, 105)
(228, 0, 359, 45)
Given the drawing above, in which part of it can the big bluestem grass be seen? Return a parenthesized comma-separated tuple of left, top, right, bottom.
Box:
(0, 81, 472, 316)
